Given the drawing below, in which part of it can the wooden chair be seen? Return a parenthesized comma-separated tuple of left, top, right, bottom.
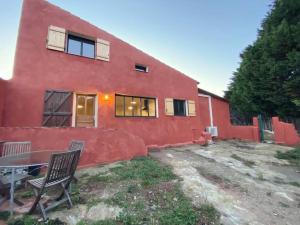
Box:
(68, 140, 85, 153)
(2, 142, 31, 157)
(27, 150, 81, 220)
(1, 142, 31, 175)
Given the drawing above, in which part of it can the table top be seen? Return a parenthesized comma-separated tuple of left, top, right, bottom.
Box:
(0, 150, 64, 168)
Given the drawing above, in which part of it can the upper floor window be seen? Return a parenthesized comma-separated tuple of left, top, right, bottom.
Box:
(135, 64, 148, 73)
(115, 94, 156, 117)
(67, 34, 95, 58)
(173, 99, 186, 116)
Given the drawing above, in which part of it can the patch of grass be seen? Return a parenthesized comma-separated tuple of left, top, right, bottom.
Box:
(77, 219, 117, 225)
(105, 182, 221, 225)
(257, 172, 265, 181)
(276, 146, 300, 167)
(79, 172, 90, 178)
(288, 181, 300, 187)
(198, 204, 221, 225)
(86, 198, 102, 210)
(0, 211, 10, 221)
(110, 157, 176, 186)
(19, 189, 34, 199)
(7, 216, 65, 225)
(231, 154, 255, 167)
(87, 174, 115, 183)
(279, 202, 290, 208)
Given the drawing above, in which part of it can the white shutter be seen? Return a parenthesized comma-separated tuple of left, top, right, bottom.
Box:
(165, 98, 174, 116)
(96, 38, 110, 61)
(46, 25, 66, 52)
(187, 100, 196, 116)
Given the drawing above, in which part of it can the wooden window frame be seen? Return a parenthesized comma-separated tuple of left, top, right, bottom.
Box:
(67, 34, 95, 59)
(115, 94, 157, 118)
(72, 92, 98, 128)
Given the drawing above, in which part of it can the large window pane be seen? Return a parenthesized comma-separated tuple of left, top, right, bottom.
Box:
(82, 42, 95, 58)
(125, 96, 133, 116)
(132, 97, 141, 116)
(115, 95, 124, 116)
(67, 35, 95, 59)
(141, 98, 149, 116)
(174, 99, 186, 116)
(115, 94, 156, 117)
(68, 38, 81, 56)
(148, 99, 156, 117)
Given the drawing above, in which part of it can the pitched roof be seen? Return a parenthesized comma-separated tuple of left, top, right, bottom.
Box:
(198, 88, 229, 102)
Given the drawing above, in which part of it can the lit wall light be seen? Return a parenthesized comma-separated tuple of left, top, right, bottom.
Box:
(104, 94, 109, 101)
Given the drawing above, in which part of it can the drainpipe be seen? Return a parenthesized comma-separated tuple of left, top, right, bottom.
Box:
(198, 94, 214, 127)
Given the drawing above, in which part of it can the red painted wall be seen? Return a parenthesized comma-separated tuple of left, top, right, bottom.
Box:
(0, 127, 147, 167)
(0, 79, 6, 126)
(272, 117, 300, 146)
(198, 95, 259, 142)
(0, 0, 205, 165)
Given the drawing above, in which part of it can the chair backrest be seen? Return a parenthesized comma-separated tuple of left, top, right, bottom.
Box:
(44, 150, 81, 186)
(2, 141, 31, 157)
(68, 140, 85, 153)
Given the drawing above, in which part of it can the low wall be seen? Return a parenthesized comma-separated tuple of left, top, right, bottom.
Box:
(0, 79, 6, 126)
(229, 117, 260, 142)
(272, 117, 300, 146)
(0, 127, 148, 167)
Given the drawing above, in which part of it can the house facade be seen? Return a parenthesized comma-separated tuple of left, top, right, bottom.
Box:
(0, 0, 209, 166)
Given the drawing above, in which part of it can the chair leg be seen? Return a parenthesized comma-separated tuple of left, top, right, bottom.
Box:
(28, 188, 48, 220)
(28, 189, 42, 214)
(62, 183, 73, 209)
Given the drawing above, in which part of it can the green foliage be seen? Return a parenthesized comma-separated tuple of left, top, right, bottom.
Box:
(77, 219, 117, 225)
(226, 0, 300, 119)
(276, 146, 300, 167)
(0, 211, 10, 221)
(8, 216, 65, 225)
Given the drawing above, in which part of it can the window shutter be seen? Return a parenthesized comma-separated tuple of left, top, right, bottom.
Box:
(96, 38, 110, 61)
(165, 98, 174, 116)
(43, 90, 73, 127)
(187, 100, 196, 116)
(46, 25, 66, 52)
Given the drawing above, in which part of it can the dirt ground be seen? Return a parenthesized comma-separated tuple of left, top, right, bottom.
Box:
(150, 140, 300, 225)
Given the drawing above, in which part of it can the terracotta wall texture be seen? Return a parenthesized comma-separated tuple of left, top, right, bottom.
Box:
(272, 117, 300, 146)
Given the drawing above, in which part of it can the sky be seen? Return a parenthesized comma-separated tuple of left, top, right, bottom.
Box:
(0, 0, 272, 96)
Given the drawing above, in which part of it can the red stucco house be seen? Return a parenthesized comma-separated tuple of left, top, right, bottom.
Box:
(0, 0, 263, 166)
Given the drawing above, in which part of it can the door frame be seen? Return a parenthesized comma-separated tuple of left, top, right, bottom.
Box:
(72, 92, 98, 128)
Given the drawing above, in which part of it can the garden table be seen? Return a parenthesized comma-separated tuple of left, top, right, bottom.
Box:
(0, 150, 62, 215)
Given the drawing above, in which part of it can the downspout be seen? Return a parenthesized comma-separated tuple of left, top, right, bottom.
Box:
(198, 94, 214, 127)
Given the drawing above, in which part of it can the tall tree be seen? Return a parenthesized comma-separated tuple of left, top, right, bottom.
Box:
(226, 0, 300, 119)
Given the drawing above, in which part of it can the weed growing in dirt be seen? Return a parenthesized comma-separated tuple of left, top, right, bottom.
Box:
(231, 154, 255, 167)
(276, 146, 300, 167)
(257, 172, 265, 181)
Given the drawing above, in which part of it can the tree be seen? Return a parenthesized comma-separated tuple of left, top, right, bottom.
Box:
(225, 0, 300, 120)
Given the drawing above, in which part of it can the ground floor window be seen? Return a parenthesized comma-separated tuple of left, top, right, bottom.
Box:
(173, 99, 186, 116)
(75, 94, 97, 127)
(115, 94, 156, 117)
